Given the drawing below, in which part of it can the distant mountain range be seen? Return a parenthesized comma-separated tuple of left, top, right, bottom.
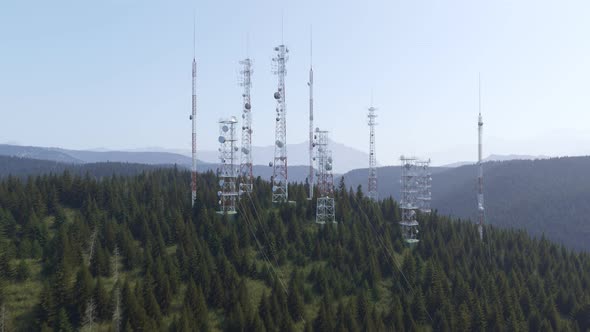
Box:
(118, 141, 370, 174)
(0, 144, 312, 183)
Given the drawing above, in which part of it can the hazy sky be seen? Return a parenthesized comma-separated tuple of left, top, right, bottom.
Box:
(2, 0, 590, 166)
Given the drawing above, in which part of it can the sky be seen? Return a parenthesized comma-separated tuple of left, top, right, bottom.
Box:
(2, 0, 590, 166)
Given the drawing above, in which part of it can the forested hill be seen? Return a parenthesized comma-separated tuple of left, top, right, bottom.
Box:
(0, 169, 590, 331)
(342, 156, 590, 252)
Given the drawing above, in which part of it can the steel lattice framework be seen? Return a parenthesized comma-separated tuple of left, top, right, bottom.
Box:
(314, 129, 336, 224)
(217, 117, 239, 215)
(271, 44, 289, 203)
(367, 106, 378, 201)
(239, 58, 253, 194)
(416, 159, 432, 213)
(400, 156, 420, 243)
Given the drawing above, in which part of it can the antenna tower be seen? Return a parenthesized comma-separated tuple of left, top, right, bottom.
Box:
(367, 106, 378, 200)
(307, 32, 314, 200)
(416, 159, 432, 213)
(477, 77, 485, 240)
(217, 117, 239, 214)
(400, 156, 420, 244)
(239, 58, 254, 194)
(190, 22, 197, 206)
(314, 128, 336, 224)
(271, 44, 289, 203)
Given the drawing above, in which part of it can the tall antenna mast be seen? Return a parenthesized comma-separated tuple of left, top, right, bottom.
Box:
(477, 74, 485, 240)
(190, 15, 198, 206)
(270, 41, 289, 203)
(307, 27, 314, 200)
(367, 102, 378, 201)
(239, 57, 254, 194)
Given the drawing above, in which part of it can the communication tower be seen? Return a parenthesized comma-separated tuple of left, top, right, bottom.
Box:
(314, 128, 336, 224)
(307, 33, 314, 201)
(477, 77, 485, 240)
(400, 156, 419, 244)
(416, 159, 432, 213)
(367, 106, 378, 201)
(217, 117, 239, 215)
(239, 58, 254, 194)
(190, 27, 197, 206)
(270, 44, 289, 203)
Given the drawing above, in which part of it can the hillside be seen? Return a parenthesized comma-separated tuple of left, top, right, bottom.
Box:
(0, 169, 589, 331)
(341, 157, 590, 252)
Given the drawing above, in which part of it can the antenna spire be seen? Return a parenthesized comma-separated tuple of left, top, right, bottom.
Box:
(192, 11, 195, 59)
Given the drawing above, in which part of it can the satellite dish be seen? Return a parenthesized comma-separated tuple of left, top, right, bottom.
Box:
(272, 186, 277, 192)
(242, 114, 246, 119)
(269, 162, 273, 167)
(217, 190, 222, 196)
(248, 129, 253, 134)
(276, 140, 284, 148)
(328, 157, 333, 163)
(218, 136, 226, 143)
(242, 147, 250, 154)
(218, 200, 222, 205)
(274, 92, 281, 100)
(276, 117, 280, 122)
(315, 127, 320, 132)
(326, 164, 332, 171)
(234, 147, 239, 152)
(245, 102, 251, 110)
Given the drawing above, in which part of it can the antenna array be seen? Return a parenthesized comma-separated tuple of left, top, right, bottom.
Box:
(270, 44, 289, 203)
(217, 117, 239, 214)
(314, 128, 336, 224)
(400, 156, 420, 244)
(239, 58, 254, 194)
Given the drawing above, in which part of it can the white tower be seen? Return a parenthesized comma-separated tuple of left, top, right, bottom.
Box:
(218, 117, 239, 215)
(367, 106, 378, 201)
(314, 128, 336, 224)
(307, 33, 314, 201)
(190, 30, 197, 206)
(271, 44, 289, 203)
(400, 156, 419, 244)
(239, 58, 254, 194)
(477, 77, 485, 240)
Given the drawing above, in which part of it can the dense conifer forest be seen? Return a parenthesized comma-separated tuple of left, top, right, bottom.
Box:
(0, 167, 589, 331)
